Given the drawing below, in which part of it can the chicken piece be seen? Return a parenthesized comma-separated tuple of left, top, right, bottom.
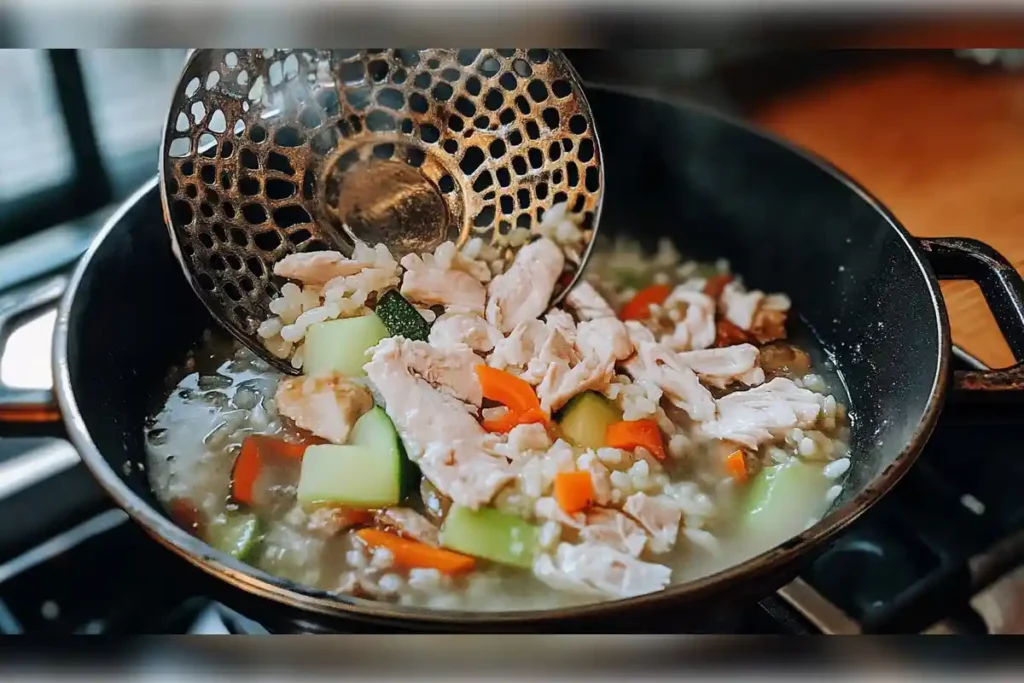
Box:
(536, 356, 613, 415)
(545, 309, 578, 345)
(376, 507, 440, 547)
(385, 338, 484, 408)
(579, 508, 649, 557)
(486, 237, 565, 334)
(400, 254, 487, 312)
(419, 442, 515, 510)
(662, 289, 717, 352)
(719, 281, 764, 330)
(274, 373, 373, 444)
(565, 281, 616, 321)
(533, 542, 672, 599)
(623, 493, 682, 554)
(675, 344, 765, 389)
(364, 337, 486, 458)
(624, 342, 717, 422)
(700, 377, 823, 449)
(365, 339, 509, 509)
(576, 318, 634, 364)
(273, 250, 373, 285)
(534, 500, 647, 556)
(625, 320, 656, 347)
(428, 312, 504, 354)
(489, 318, 579, 385)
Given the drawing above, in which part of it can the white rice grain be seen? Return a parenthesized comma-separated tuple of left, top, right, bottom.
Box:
(823, 457, 851, 480)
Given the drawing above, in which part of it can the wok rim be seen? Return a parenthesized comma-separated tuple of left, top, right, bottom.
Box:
(53, 85, 950, 627)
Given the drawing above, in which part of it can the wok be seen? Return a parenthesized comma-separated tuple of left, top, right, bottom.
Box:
(3, 85, 1024, 631)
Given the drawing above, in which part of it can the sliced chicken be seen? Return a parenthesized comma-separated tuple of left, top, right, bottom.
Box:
(384, 338, 484, 408)
(565, 281, 616, 321)
(623, 493, 682, 554)
(400, 254, 487, 312)
(274, 373, 373, 444)
(624, 342, 717, 422)
(675, 344, 765, 389)
(486, 237, 565, 334)
(719, 282, 791, 341)
(536, 356, 614, 414)
(376, 507, 440, 547)
(365, 338, 508, 509)
(273, 250, 372, 285)
(700, 377, 823, 449)
(720, 281, 764, 330)
(625, 320, 656, 347)
(533, 542, 672, 599)
(662, 289, 717, 352)
(364, 337, 486, 459)
(576, 318, 634, 364)
(489, 317, 579, 385)
(428, 312, 504, 354)
(578, 508, 649, 557)
(419, 442, 514, 510)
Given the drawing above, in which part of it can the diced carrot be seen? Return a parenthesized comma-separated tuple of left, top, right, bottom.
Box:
(475, 365, 545, 416)
(605, 419, 666, 460)
(248, 434, 308, 460)
(703, 274, 734, 300)
(355, 528, 476, 575)
(554, 471, 595, 514)
(619, 284, 672, 321)
(725, 449, 748, 484)
(231, 435, 310, 505)
(714, 318, 752, 348)
(231, 437, 262, 506)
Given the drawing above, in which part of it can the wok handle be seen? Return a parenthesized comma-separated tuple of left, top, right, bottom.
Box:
(0, 274, 68, 435)
(916, 237, 1024, 400)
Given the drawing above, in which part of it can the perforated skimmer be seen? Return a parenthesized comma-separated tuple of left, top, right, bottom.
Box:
(159, 49, 603, 374)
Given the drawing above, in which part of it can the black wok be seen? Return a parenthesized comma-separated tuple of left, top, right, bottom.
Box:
(4, 85, 1024, 631)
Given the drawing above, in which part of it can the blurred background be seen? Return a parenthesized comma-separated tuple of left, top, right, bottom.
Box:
(2, 48, 1021, 377)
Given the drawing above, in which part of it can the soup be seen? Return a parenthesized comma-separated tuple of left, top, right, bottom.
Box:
(146, 205, 851, 611)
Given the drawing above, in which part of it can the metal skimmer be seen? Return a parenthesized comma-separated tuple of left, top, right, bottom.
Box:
(159, 49, 603, 373)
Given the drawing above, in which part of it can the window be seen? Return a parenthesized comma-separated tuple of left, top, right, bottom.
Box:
(0, 49, 187, 245)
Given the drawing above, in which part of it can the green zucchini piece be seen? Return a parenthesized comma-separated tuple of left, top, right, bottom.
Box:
(742, 460, 829, 537)
(557, 391, 622, 450)
(439, 505, 540, 569)
(375, 289, 431, 342)
(206, 511, 263, 561)
(303, 313, 390, 377)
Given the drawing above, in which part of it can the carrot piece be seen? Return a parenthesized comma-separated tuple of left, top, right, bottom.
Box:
(249, 434, 308, 460)
(231, 437, 262, 506)
(475, 365, 545, 415)
(605, 419, 667, 460)
(482, 406, 548, 434)
(554, 471, 595, 514)
(619, 284, 672, 321)
(714, 318, 752, 348)
(703, 274, 735, 300)
(231, 435, 309, 506)
(725, 449, 748, 484)
(355, 528, 476, 575)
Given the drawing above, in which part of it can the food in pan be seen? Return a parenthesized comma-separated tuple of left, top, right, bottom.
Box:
(146, 203, 851, 611)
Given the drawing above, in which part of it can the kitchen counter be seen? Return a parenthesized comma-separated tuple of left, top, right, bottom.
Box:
(750, 53, 1024, 369)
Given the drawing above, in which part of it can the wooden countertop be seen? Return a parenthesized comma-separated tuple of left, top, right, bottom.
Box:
(750, 55, 1024, 369)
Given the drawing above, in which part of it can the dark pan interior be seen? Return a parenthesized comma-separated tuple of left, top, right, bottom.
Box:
(64, 87, 943, 570)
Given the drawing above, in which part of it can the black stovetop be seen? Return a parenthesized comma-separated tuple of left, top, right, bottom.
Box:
(0, 351, 1021, 634)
